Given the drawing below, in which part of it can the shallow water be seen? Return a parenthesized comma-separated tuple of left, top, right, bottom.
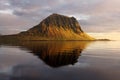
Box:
(0, 41, 120, 80)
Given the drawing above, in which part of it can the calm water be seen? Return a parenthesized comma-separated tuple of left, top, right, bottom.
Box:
(0, 41, 120, 80)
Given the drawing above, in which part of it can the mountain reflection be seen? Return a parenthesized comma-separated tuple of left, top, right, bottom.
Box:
(0, 41, 91, 68)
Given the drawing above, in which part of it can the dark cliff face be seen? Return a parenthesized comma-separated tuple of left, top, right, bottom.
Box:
(24, 13, 83, 35)
(19, 13, 95, 40)
(44, 14, 83, 32)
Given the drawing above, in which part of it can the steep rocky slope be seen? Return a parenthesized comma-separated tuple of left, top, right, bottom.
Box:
(19, 13, 95, 40)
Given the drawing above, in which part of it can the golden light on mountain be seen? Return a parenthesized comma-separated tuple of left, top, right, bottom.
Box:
(0, 13, 95, 41)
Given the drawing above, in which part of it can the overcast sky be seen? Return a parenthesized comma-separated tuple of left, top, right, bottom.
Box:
(0, 0, 120, 34)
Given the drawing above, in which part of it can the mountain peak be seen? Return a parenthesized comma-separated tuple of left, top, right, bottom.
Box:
(37, 13, 83, 33)
(50, 13, 62, 16)
(19, 13, 95, 40)
(46, 13, 75, 21)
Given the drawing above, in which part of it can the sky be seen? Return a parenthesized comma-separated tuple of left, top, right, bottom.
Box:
(0, 0, 120, 35)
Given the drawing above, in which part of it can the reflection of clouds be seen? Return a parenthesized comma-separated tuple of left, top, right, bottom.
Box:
(68, 62, 90, 68)
(0, 41, 120, 79)
(0, 41, 92, 68)
(82, 55, 120, 60)
(0, 65, 12, 75)
(0, 46, 41, 74)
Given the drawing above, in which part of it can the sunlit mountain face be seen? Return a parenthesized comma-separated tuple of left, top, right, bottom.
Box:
(0, 0, 120, 35)
(0, 0, 120, 80)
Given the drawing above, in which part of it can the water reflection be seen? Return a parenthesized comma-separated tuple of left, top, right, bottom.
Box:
(1, 41, 120, 80)
(0, 41, 91, 68)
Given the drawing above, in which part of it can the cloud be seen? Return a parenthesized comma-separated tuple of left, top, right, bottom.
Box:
(0, 9, 13, 14)
(0, 0, 120, 34)
(79, 0, 120, 32)
(9, 0, 104, 17)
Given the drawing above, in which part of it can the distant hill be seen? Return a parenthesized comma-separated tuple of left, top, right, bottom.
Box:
(0, 13, 95, 41)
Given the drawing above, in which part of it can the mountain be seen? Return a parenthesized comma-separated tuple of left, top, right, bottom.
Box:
(18, 13, 95, 40)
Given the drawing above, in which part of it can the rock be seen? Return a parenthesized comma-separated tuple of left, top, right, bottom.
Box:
(19, 13, 95, 40)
